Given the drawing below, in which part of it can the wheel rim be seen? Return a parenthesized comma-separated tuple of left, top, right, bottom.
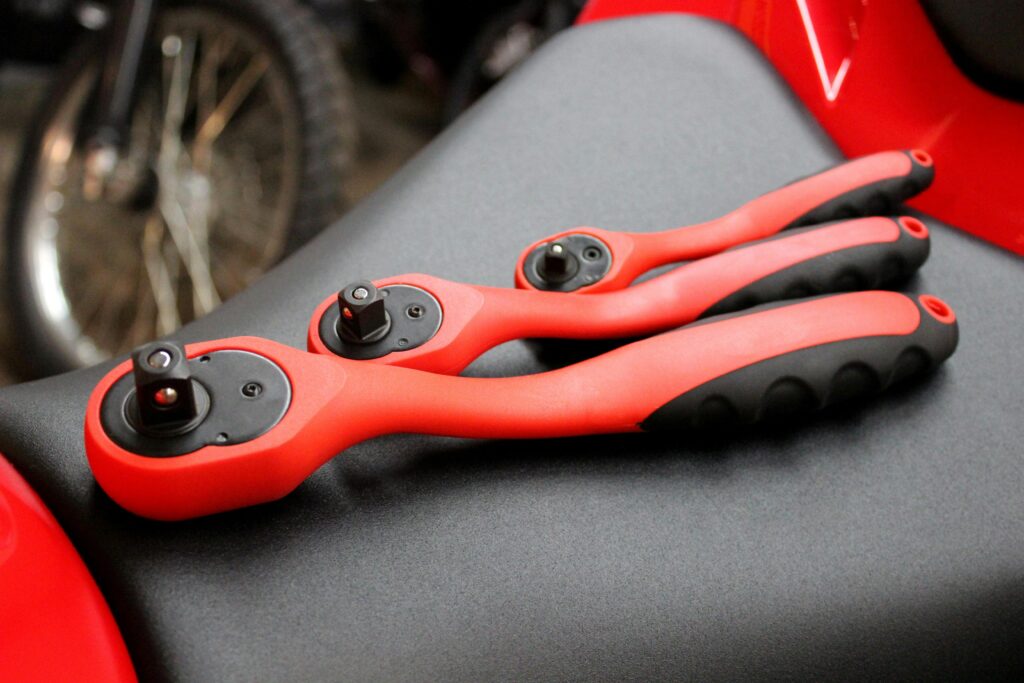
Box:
(20, 6, 303, 366)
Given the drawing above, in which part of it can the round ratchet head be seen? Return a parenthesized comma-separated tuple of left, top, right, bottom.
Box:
(320, 284, 443, 360)
(102, 348, 291, 458)
(521, 233, 612, 292)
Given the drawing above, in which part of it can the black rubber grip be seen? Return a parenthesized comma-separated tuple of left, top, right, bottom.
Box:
(640, 297, 958, 432)
(786, 151, 934, 228)
(699, 218, 931, 318)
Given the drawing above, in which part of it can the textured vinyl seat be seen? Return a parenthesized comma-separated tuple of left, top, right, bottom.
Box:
(1, 14, 1021, 681)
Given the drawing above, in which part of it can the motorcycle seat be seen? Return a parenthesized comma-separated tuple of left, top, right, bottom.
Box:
(1, 13, 1021, 681)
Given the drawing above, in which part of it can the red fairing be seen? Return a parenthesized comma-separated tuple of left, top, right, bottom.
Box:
(0, 455, 136, 682)
(578, 0, 1024, 255)
(91, 291, 935, 520)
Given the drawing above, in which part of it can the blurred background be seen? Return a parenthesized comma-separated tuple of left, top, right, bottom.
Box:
(0, 0, 584, 383)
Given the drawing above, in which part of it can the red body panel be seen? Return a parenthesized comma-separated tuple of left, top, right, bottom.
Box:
(90, 291, 939, 520)
(311, 216, 926, 373)
(578, 0, 1024, 255)
(0, 455, 136, 682)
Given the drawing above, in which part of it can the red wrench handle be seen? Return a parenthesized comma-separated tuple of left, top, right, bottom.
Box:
(391, 292, 957, 436)
(515, 149, 934, 293)
(310, 216, 930, 373)
(88, 291, 957, 520)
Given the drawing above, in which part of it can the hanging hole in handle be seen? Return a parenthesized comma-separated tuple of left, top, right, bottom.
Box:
(911, 149, 933, 167)
(898, 216, 929, 239)
(919, 295, 955, 324)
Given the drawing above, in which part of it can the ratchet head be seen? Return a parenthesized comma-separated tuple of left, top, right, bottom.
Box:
(318, 279, 444, 361)
(518, 232, 613, 292)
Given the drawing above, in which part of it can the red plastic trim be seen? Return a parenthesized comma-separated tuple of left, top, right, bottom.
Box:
(578, 0, 1024, 254)
(0, 454, 136, 682)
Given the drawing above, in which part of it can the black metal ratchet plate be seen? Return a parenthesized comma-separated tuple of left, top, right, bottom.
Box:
(100, 350, 291, 458)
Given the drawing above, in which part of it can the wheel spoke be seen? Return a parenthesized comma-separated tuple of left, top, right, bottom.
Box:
(195, 34, 223, 140)
(127, 256, 156, 347)
(75, 259, 126, 332)
(90, 267, 134, 349)
(157, 191, 221, 314)
(154, 27, 222, 317)
(160, 32, 196, 164)
(193, 53, 269, 169)
(142, 212, 182, 335)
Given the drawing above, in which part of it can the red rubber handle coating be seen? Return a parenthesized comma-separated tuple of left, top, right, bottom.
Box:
(514, 149, 933, 293)
(310, 216, 929, 374)
(88, 291, 955, 520)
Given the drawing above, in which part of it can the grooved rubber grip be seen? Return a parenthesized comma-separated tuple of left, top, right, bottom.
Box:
(697, 216, 931, 318)
(783, 150, 934, 228)
(641, 294, 957, 431)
